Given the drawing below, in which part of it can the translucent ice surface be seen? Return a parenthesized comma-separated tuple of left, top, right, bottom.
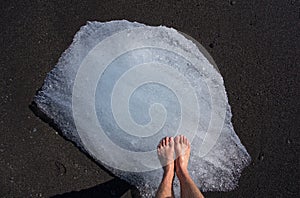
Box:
(34, 20, 251, 197)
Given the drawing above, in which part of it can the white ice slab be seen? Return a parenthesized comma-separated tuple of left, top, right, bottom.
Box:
(34, 20, 251, 197)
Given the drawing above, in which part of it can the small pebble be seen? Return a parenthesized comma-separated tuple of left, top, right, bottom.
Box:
(55, 161, 66, 176)
(291, 0, 296, 5)
(230, 0, 236, 5)
(258, 152, 264, 161)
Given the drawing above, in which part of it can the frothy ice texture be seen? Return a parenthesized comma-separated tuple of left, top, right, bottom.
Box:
(34, 20, 251, 197)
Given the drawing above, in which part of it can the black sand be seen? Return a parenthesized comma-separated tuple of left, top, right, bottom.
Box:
(0, 0, 299, 197)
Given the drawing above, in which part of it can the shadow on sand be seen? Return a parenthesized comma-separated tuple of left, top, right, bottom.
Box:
(51, 178, 136, 198)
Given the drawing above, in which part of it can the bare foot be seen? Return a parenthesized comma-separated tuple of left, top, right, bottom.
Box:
(156, 137, 175, 198)
(174, 135, 191, 179)
(157, 137, 175, 176)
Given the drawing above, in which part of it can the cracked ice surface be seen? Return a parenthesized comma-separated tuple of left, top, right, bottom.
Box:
(34, 20, 251, 197)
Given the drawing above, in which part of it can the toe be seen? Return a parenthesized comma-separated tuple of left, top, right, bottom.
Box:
(164, 137, 169, 146)
(180, 135, 184, 143)
(169, 137, 174, 146)
(183, 136, 187, 144)
(174, 136, 180, 143)
(186, 137, 190, 146)
(159, 139, 163, 147)
(158, 143, 163, 150)
(165, 137, 169, 146)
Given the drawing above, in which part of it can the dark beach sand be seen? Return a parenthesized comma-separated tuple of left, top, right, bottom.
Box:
(0, 0, 299, 197)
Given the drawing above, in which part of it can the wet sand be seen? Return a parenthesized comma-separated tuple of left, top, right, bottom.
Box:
(0, 0, 299, 197)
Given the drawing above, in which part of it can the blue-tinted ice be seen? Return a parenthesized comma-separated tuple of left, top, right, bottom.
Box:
(34, 20, 251, 197)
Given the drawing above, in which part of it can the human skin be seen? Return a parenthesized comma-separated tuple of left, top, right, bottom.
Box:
(156, 135, 204, 198)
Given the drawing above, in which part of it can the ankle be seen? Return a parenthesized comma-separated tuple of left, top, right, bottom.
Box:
(176, 167, 190, 181)
(161, 172, 174, 187)
(163, 168, 174, 178)
(163, 164, 174, 176)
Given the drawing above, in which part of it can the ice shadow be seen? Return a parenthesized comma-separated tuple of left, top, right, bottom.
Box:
(51, 178, 136, 198)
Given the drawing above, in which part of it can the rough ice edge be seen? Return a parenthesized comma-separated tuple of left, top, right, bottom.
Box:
(33, 19, 251, 197)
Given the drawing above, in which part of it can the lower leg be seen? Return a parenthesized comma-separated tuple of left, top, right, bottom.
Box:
(177, 170, 204, 198)
(156, 168, 174, 198)
(175, 135, 204, 198)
